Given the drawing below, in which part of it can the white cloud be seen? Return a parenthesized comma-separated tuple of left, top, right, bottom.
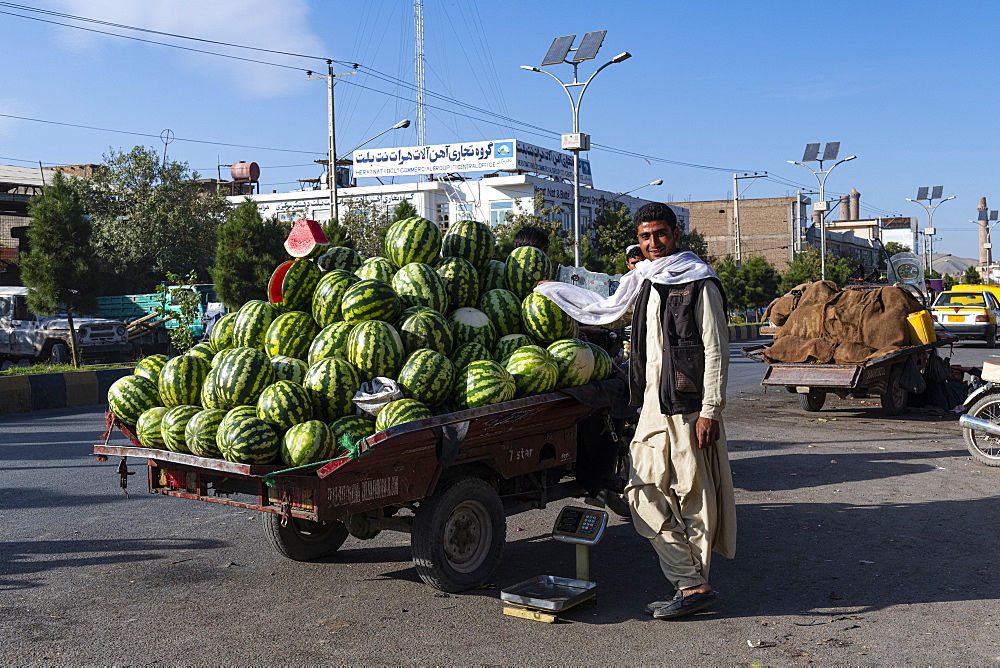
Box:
(51, 0, 327, 97)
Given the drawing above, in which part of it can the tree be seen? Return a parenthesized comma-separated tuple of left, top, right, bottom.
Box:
(713, 255, 743, 312)
(338, 197, 393, 257)
(209, 198, 287, 310)
(883, 241, 911, 255)
(22, 172, 101, 366)
(679, 229, 714, 264)
(70, 145, 229, 293)
(321, 217, 354, 249)
(392, 199, 419, 221)
(778, 246, 857, 294)
(493, 193, 572, 266)
(592, 202, 635, 273)
(963, 265, 983, 284)
(737, 255, 781, 310)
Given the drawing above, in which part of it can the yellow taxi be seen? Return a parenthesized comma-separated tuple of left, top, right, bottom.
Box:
(930, 289, 1000, 347)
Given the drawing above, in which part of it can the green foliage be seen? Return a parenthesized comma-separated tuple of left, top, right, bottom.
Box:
(592, 202, 634, 273)
(713, 255, 743, 311)
(738, 255, 781, 309)
(70, 145, 229, 293)
(322, 217, 354, 248)
(678, 229, 713, 264)
(209, 198, 287, 309)
(493, 193, 572, 266)
(339, 197, 393, 257)
(963, 265, 983, 284)
(883, 241, 911, 255)
(23, 172, 101, 367)
(777, 246, 857, 294)
(944, 273, 957, 290)
(392, 199, 419, 221)
(155, 271, 201, 353)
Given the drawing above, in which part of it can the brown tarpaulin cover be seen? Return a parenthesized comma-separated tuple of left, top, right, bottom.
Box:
(762, 281, 923, 364)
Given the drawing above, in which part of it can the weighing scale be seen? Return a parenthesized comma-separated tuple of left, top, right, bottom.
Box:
(500, 506, 609, 623)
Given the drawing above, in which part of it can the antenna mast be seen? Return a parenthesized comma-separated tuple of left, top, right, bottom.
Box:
(414, 0, 427, 147)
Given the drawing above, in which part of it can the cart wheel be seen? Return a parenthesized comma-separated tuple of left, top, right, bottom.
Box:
(797, 390, 826, 412)
(963, 395, 1000, 466)
(261, 513, 348, 561)
(411, 476, 505, 592)
(880, 366, 908, 416)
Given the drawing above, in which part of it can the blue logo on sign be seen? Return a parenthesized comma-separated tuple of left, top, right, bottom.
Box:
(495, 141, 514, 158)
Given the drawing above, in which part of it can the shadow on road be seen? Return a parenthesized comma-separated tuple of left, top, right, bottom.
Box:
(0, 486, 128, 510)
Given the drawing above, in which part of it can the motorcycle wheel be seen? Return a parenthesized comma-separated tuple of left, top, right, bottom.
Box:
(963, 394, 1000, 466)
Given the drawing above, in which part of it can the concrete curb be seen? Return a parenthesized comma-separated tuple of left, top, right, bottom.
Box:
(0, 368, 132, 416)
(728, 324, 762, 341)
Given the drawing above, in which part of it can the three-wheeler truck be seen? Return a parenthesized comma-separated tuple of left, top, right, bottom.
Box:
(95, 387, 622, 593)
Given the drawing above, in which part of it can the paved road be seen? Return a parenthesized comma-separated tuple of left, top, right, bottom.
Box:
(2, 339, 998, 664)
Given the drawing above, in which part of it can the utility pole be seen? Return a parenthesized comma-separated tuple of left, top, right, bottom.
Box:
(308, 63, 357, 224)
(732, 172, 766, 266)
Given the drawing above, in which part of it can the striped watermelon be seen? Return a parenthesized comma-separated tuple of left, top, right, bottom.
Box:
(587, 342, 614, 382)
(317, 246, 364, 273)
(375, 398, 433, 431)
(441, 219, 495, 271)
(329, 415, 375, 454)
(200, 368, 223, 409)
(268, 259, 322, 313)
(270, 355, 309, 383)
(257, 380, 314, 431)
(264, 311, 319, 361)
(346, 320, 404, 380)
(340, 279, 401, 324)
(211, 347, 245, 368)
(108, 375, 162, 425)
(186, 408, 226, 458)
(217, 406, 281, 465)
(185, 342, 216, 363)
(160, 405, 202, 453)
(307, 321, 353, 364)
(455, 360, 516, 409)
(137, 406, 170, 449)
(397, 349, 455, 407)
(522, 292, 576, 344)
(504, 246, 552, 299)
(383, 217, 442, 268)
(303, 356, 362, 422)
(233, 300, 275, 351)
(479, 259, 506, 292)
(547, 338, 595, 388)
(209, 312, 237, 351)
(398, 308, 453, 356)
(212, 347, 275, 409)
(436, 257, 479, 309)
(479, 289, 523, 338)
(447, 307, 497, 349)
(395, 304, 430, 325)
(504, 345, 559, 397)
(158, 355, 211, 408)
(133, 354, 169, 384)
(494, 333, 535, 364)
(284, 218, 329, 259)
(356, 256, 396, 282)
(450, 342, 493, 371)
(281, 420, 336, 466)
(391, 262, 449, 313)
(312, 269, 359, 327)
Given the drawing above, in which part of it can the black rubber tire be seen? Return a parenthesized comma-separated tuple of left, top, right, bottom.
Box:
(260, 513, 348, 561)
(986, 327, 997, 349)
(880, 365, 908, 416)
(411, 476, 505, 593)
(963, 395, 1000, 466)
(50, 342, 70, 364)
(798, 390, 826, 412)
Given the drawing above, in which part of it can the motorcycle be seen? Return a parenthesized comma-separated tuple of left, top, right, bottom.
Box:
(958, 366, 1000, 466)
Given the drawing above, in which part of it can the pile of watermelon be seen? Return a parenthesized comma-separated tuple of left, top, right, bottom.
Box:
(107, 217, 615, 467)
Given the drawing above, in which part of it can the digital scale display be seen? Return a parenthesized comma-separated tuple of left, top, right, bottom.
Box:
(552, 506, 608, 545)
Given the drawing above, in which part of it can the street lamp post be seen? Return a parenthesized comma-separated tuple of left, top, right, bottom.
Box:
(616, 178, 663, 200)
(521, 48, 630, 268)
(905, 188, 955, 274)
(787, 146, 857, 280)
(331, 119, 411, 217)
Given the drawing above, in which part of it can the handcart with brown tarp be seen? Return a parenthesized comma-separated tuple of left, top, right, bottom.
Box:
(743, 280, 952, 415)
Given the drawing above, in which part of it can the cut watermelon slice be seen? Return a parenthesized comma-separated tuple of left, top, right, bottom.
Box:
(268, 260, 294, 304)
(284, 219, 329, 258)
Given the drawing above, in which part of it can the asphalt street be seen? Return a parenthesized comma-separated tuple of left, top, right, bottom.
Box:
(1, 337, 999, 664)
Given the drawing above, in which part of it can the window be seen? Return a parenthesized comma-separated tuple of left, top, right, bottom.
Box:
(435, 202, 450, 230)
(490, 200, 514, 227)
(452, 202, 475, 222)
(560, 204, 573, 231)
(581, 206, 592, 232)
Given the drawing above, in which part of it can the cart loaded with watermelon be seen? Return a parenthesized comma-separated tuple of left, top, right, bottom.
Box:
(96, 217, 627, 592)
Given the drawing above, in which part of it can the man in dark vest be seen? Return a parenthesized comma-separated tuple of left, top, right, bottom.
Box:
(535, 202, 736, 619)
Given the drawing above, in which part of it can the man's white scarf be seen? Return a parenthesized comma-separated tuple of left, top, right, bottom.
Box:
(534, 251, 717, 326)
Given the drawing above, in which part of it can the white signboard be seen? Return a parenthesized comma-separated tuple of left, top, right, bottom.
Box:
(352, 139, 592, 185)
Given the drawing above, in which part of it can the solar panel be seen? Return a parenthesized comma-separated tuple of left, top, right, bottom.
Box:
(822, 142, 840, 161)
(802, 143, 821, 162)
(572, 31, 607, 61)
(542, 35, 575, 66)
(979, 209, 989, 221)
(992, 210, 998, 221)
(916, 187, 929, 201)
(931, 185, 944, 200)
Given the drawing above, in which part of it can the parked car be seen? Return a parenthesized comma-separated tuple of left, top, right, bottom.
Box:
(930, 289, 1000, 347)
(0, 287, 132, 364)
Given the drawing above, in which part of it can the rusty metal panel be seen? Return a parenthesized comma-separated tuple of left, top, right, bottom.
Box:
(493, 427, 578, 478)
(94, 445, 285, 476)
(761, 364, 862, 388)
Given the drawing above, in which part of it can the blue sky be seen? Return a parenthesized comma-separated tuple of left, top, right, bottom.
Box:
(3, 0, 998, 259)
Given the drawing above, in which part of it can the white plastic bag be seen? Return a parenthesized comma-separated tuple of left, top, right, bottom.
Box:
(352, 377, 403, 418)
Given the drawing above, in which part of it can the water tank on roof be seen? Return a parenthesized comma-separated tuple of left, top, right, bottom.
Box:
(230, 161, 260, 182)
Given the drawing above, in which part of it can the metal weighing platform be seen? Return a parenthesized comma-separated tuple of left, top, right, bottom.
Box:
(501, 506, 609, 623)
